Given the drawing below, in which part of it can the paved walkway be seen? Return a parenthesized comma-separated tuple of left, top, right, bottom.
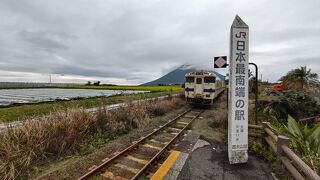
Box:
(177, 137, 274, 180)
(152, 131, 275, 180)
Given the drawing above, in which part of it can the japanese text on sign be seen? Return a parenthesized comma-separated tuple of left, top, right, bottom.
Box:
(228, 15, 249, 164)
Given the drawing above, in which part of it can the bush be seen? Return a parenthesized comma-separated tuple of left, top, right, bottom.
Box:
(262, 91, 320, 123)
(270, 115, 320, 173)
(0, 97, 185, 179)
(285, 91, 320, 118)
(0, 108, 95, 180)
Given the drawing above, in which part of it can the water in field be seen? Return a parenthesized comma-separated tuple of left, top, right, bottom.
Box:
(0, 88, 147, 107)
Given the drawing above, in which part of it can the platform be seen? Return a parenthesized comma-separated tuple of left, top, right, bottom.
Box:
(151, 131, 274, 180)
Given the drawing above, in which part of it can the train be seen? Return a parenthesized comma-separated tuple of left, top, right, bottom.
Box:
(184, 71, 225, 104)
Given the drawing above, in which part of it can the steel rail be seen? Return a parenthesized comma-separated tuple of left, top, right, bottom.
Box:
(78, 108, 195, 180)
(131, 109, 205, 179)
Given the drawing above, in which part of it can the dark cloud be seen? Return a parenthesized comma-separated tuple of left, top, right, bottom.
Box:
(0, 0, 319, 84)
(19, 30, 70, 52)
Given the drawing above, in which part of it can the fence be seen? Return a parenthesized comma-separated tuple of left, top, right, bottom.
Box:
(298, 115, 320, 124)
(248, 123, 320, 180)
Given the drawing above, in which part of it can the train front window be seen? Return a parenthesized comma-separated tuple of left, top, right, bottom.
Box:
(204, 77, 215, 83)
(196, 78, 202, 84)
(186, 77, 194, 83)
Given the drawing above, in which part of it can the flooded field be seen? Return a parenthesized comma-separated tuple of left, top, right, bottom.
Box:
(0, 88, 146, 107)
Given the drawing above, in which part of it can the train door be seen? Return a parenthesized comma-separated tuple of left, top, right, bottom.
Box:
(195, 77, 203, 96)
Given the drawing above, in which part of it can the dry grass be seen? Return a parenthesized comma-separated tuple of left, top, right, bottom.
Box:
(207, 93, 228, 129)
(208, 110, 228, 129)
(0, 97, 184, 179)
(191, 92, 227, 142)
(206, 93, 227, 129)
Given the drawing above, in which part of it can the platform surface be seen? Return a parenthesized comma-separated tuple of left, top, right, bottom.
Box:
(177, 138, 274, 180)
(152, 131, 274, 180)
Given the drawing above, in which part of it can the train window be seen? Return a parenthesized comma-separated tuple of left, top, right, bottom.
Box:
(204, 77, 215, 83)
(186, 77, 195, 83)
(196, 78, 202, 84)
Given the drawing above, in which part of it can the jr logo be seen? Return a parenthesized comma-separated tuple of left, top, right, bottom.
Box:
(235, 32, 246, 38)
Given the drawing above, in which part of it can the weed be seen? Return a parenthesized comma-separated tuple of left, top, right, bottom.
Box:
(207, 93, 228, 129)
(0, 91, 180, 123)
(0, 96, 185, 179)
(270, 115, 320, 173)
(80, 130, 114, 155)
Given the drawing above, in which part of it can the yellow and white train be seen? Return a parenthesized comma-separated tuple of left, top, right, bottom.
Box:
(184, 71, 225, 104)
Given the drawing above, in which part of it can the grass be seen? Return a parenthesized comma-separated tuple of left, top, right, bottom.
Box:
(61, 85, 183, 91)
(0, 91, 180, 123)
(0, 96, 185, 179)
(248, 91, 320, 175)
(249, 82, 269, 101)
(192, 92, 227, 142)
(270, 116, 320, 173)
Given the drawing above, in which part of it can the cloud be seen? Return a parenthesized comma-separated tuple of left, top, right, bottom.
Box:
(0, 0, 319, 84)
(19, 30, 72, 52)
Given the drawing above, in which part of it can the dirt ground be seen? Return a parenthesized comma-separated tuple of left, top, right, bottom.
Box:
(30, 106, 189, 179)
(191, 92, 228, 142)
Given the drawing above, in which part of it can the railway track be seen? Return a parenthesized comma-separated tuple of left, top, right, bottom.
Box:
(78, 108, 204, 180)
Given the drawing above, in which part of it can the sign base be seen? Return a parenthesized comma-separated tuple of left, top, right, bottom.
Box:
(228, 150, 248, 164)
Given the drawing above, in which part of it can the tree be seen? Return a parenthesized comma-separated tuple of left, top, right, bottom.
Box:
(86, 81, 91, 86)
(280, 66, 318, 90)
(93, 81, 100, 86)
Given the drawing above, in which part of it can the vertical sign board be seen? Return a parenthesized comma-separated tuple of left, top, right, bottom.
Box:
(228, 15, 249, 164)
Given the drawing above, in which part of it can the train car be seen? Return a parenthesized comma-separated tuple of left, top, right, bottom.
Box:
(184, 71, 225, 104)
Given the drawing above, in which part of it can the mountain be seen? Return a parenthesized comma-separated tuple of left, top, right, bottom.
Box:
(141, 65, 225, 85)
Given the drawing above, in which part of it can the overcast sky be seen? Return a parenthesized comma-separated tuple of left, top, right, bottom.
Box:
(0, 0, 319, 85)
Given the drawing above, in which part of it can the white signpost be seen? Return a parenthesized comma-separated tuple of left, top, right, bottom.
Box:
(228, 15, 249, 164)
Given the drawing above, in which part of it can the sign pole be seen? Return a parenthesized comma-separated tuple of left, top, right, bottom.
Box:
(228, 15, 249, 164)
(249, 62, 258, 125)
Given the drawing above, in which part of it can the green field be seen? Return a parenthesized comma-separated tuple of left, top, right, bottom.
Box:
(0, 91, 181, 123)
(62, 85, 182, 91)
